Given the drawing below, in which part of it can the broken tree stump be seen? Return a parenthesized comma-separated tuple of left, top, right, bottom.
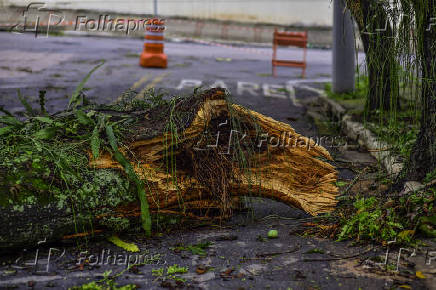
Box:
(0, 88, 337, 249)
(92, 88, 337, 215)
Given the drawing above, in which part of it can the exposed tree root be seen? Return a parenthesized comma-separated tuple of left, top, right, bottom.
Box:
(91, 88, 338, 216)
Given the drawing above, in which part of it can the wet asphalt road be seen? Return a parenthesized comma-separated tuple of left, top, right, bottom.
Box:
(0, 31, 365, 135)
(1, 32, 430, 290)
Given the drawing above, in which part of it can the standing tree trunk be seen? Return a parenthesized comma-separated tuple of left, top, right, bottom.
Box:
(347, 0, 400, 113)
(404, 0, 436, 181)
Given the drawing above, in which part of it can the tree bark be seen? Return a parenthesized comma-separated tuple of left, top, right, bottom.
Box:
(347, 0, 400, 112)
(404, 1, 436, 181)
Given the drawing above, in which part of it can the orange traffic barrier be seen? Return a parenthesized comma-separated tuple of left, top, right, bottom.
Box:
(272, 29, 308, 77)
(140, 18, 167, 68)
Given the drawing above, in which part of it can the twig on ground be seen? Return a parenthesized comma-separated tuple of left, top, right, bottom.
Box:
(340, 167, 369, 196)
(302, 247, 373, 262)
(62, 230, 104, 240)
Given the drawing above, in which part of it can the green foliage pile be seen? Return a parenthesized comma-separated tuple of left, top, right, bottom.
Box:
(337, 186, 436, 244)
(0, 62, 262, 242)
(0, 62, 179, 236)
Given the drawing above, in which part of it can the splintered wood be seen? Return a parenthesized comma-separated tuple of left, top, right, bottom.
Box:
(91, 89, 338, 216)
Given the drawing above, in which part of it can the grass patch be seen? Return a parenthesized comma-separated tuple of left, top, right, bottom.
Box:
(324, 73, 420, 159)
(324, 75, 368, 101)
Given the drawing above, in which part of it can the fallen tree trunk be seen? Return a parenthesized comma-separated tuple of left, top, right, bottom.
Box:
(0, 88, 338, 249)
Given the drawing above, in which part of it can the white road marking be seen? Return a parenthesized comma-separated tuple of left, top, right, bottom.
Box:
(209, 79, 228, 89)
(176, 79, 202, 90)
(175, 79, 302, 107)
(237, 81, 259, 96)
(262, 83, 288, 99)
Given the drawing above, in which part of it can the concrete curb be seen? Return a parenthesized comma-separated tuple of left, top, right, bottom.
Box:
(300, 85, 404, 177)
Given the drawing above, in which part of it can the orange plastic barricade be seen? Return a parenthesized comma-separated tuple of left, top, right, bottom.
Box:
(272, 29, 308, 77)
(140, 19, 167, 68)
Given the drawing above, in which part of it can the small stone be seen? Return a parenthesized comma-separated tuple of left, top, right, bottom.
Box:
(400, 181, 423, 195)
(193, 272, 215, 283)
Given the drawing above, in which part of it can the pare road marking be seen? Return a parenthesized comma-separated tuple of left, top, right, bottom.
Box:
(176, 79, 300, 106)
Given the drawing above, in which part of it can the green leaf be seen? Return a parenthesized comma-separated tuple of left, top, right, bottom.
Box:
(398, 230, 415, 241)
(17, 89, 34, 116)
(106, 124, 151, 237)
(34, 127, 56, 140)
(34, 116, 54, 124)
(68, 61, 105, 110)
(107, 235, 139, 253)
(167, 264, 188, 275)
(75, 110, 94, 126)
(86, 110, 96, 118)
(0, 116, 22, 127)
(105, 124, 118, 151)
(152, 268, 164, 277)
(90, 125, 101, 159)
(335, 181, 348, 187)
(419, 223, 436, 238)
(305, 248, 325, 254)
(187, 246, 207, 256)
(0, 126, 13, 136)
